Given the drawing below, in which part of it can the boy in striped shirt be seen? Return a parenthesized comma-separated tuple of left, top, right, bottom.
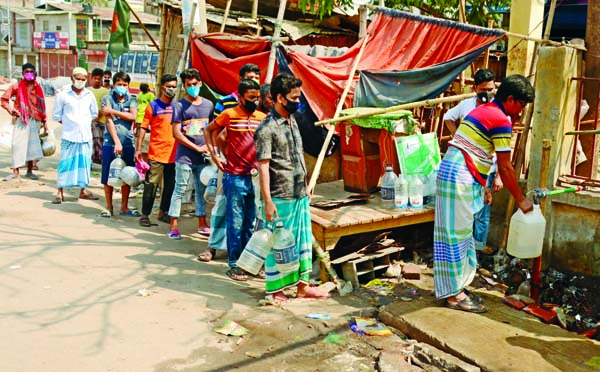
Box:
(205, 79, 266, 281)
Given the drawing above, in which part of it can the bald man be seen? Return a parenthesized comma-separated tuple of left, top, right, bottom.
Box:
(52, 67, 99, 204)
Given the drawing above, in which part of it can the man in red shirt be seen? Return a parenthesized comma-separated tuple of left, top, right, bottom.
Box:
(1, 63, 47, 181)
(205, 79, 266, 281)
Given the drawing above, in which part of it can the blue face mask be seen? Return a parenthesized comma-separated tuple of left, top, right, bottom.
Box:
(115, 86, 128, 97)
(186, 86, 200, 98)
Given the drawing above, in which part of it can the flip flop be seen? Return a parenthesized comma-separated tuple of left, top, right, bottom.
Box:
(197, 248, 216, 262)
(157, 214, 171, 224)
(3, 173, 18, 181)
(246, 270, 265, 280)
(139, 216, 152, 227)
(79, 192, 99, 200)
(99, 210, 113, 218)
(25, 173, 38, 180)
(51, 196, 63, 204)
(119, 210, 141, 217)
(446, 295, 487, 313)
(226, 267, 247, 281)
(197, 227, 211, 236)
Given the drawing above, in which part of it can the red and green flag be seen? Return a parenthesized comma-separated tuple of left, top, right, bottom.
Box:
(108, 0, 132, 58)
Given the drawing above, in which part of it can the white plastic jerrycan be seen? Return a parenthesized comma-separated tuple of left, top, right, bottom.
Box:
(506, 204, 546, 258)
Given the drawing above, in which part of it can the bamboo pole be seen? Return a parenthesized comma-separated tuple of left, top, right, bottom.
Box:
(156, 2, 168, 87)
(499, 0, 558, 253)
(307, 32, 370, 194)
(175, 2, 197, 100)
(308, 33, 371, 286)
(265, 0, 287, 83)
(484, 19, 493, 68)
(314, 92, 476, 127)
(565, 129, 600, 136)
(123, 0, 160, 51)
(252, 0, 259, 19)
(198, 0, 208, 34)
(220, 0, 233, 33)
(359, 6, 368, 39)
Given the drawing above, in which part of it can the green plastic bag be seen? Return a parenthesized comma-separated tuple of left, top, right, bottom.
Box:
(395, 132, 441, 177)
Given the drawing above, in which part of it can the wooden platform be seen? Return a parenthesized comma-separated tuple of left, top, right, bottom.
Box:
(310, 180, 435, 251)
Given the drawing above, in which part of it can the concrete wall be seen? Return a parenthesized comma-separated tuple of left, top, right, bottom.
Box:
(506, 0, 544, 76)
(489, 45, 600, 276)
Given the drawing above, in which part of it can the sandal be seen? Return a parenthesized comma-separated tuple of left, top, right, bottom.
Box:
(197, 248, 216, 262)
(446, 295, 487, 313)
(79, 192, 99, 200)
(226, 267, 248, 281)
(157, 214, 171, 224)
(139, 216, 152, 227)
(99, 209, 113, 218)
(119, 209, 141, 217)
(464, 289, 483, 303)
(197, 227, 211, 236)
(247, 270, 266, 280)
(51, 196, 63, 204)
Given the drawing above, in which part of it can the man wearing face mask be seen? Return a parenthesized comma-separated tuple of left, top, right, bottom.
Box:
(167, 68, 214, 240)
(443, 68, 504, 254)
(199, 63, 263, 263)
(136, 74, 178, 227)
(1, 63, 47, 181)
(205, 79, 266, 281)
(89, 68, 109, 164)
(99, 71, 139, 218)
(254, 73, 329, 301)
(51, 67, 99, 204)
(103, 70, 112, 90)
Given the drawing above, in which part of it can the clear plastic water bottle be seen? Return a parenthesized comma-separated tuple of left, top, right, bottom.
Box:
(272, 221, 299, 273)
(409, 173, 423, 209)
(394, 173, 408, 209)
(422, 173, 430, 205)
(237, 223, 273, 275)
(204, 171, 218, 203)
(380, 166, 398, 205)
(107, 155, 125, 187)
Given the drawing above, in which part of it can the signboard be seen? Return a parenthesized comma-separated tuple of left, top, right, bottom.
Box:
(76, 19, 87, 49)
(33, 32, 69, 49)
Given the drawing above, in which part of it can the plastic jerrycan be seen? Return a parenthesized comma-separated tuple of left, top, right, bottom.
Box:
(237, 223, 273, 276)
(107, 155, 126, 187)
(506, 204, 547, 258)
(272, 221, 299, 273)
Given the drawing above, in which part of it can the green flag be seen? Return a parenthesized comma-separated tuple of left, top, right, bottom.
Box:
(108, 0, 132, 58)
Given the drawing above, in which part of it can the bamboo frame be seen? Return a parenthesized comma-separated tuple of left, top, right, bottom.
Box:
(307, 33, 372, 194)
(265, 0, 287, 83)
(314, 93, 476, 127)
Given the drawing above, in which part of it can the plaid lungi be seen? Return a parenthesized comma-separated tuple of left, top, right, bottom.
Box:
(263, 196, 312, 294)
(433, 147, 484, 299)
(57, 140, 92, 189)
(11, 118, 42, 168)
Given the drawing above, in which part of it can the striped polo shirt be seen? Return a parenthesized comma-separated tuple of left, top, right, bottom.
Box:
(214, 104, 266, 176)
(449, 99, 512, 181)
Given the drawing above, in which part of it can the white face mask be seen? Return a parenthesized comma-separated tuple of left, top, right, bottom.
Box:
(74, 80, 86, 90)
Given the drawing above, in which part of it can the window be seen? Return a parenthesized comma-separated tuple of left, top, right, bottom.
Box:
(42, 20, 49, 31)
(56, 25, 62, 31)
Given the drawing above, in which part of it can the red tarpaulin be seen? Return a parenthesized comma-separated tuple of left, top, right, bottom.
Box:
(189, 10, 503, 118)
(287, 8, 504, 120)
(189, 33, 275, 95)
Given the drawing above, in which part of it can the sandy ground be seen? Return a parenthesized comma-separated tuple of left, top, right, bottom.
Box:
(0, 96, 393, 372)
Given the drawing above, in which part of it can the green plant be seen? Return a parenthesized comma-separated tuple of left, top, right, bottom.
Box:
(382, 0, 511, 26)
(298, 0, 355, 19)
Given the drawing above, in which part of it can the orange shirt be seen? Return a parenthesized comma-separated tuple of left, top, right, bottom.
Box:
(141, 99, 176, 164)
(1, 82, 45, 121)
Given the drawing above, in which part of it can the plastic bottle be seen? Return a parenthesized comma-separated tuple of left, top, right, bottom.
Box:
(204, 171, 218, 203)
(506, 204, 546, 258)
(394, 173, 408, 209)
(237, 224, 273, 275)
(107, 155, 126, 187)
(271, 221, 299, 273)
(421, 173, 430, 205)
(409, 173, 424, 209)
(517, 276, 531, 297)
(380, 166, 398, 205)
